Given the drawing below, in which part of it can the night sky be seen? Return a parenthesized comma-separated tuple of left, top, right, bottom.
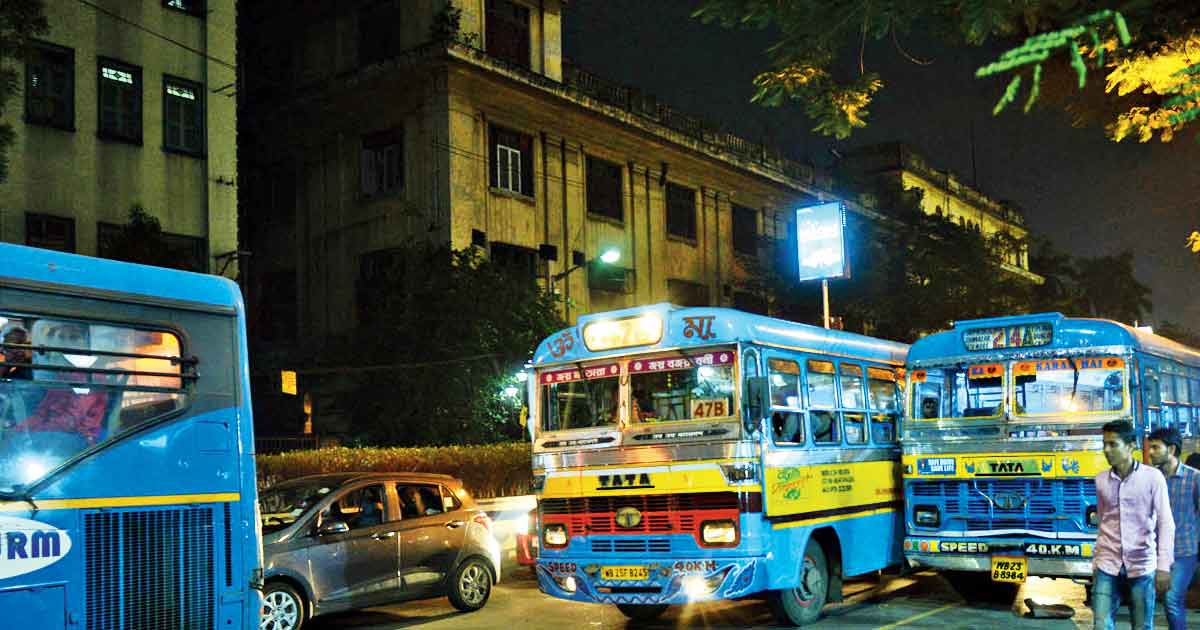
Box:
(564, 1, 1199, 329)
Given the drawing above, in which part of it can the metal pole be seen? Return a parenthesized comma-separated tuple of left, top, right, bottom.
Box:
(822, 279, 830, 329)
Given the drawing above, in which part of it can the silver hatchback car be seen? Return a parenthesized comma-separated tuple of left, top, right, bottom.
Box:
(259, 472, 501, 630)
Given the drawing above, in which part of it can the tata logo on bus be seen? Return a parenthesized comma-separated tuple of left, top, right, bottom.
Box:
(0, 516, 72, 579)
(962, 323, 1053, 351)
(596, 473, 654, 490)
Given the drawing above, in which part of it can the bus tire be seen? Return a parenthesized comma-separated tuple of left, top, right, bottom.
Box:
(262, 581, 306, 630)
(615, 603, 668, 621)
(944, 570, 1019, 604)
(768, 538, 829, 626)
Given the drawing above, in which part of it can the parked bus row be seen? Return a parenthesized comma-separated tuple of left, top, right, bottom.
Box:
(526, 304, 1200, 625)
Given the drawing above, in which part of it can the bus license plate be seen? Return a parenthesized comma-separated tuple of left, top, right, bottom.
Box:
(991, 556, 1027, 583)
(601, 565, 649, 581)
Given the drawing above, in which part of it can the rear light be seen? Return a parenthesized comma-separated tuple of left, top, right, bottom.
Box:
(473, 512, 493, 534)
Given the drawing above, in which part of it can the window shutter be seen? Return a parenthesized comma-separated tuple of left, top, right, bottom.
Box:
(361, 148, 377, 195)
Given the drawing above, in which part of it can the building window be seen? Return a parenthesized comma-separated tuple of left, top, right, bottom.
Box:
(733, 204, 757, 256)
(586, 156, 623, 222)
(666, 183, 696, 240)
(25, 42, 74, 130)
(490, 242, 540, 282)
(361, 128, 404, 196)
(489, 124, 533, 197)
(25, 213, 75, 252)
(486, 0, 531, 69)
(98, 58, 141, 143)
(257, 269, 297, 342)
(97, 222, 208, 272)
(164, 0, 205, 15)
(358, 0, 403, 66)
(163, 76, 204, 155)
(667, 279, 708, 307)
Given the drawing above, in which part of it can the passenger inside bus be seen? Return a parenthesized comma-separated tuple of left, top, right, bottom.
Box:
(921, 397, 939, 419)
(11, 321, 113, 446)
(0, 324, 32, 380)
(811, 410, 837, 443)
(633, 387, 657, 421)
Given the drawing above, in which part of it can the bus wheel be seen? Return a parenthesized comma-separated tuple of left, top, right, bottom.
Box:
(261, 582, 306, 630)
(768, 539, 829, 626)
(615, 604, 669, 621)
(944, 570, 1019, 604)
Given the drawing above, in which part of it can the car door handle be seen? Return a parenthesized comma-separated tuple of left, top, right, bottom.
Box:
(445, 520, 465, 529)
(371, 531, 397, 540)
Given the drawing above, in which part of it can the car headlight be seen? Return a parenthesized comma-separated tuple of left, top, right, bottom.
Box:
(1086, 505, 1099, 528)
(701, 520, 737, 545)
(543, 523, 568, 547)
(914, 505, 940, 527)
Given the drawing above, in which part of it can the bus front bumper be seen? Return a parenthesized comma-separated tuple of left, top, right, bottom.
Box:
(535, 556, 766, 605)
(905, 552, 1092, 578)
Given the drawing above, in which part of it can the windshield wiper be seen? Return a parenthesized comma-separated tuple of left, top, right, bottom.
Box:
(1069, 359, 1080, 401)
(0, 487, 39, 512)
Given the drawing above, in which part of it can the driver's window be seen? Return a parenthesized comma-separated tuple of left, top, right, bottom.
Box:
(396, 483, 445, 519)
(322, 483, 387, 530)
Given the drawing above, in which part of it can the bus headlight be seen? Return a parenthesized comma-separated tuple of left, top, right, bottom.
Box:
(914, 506, 940, 527)
(1086, 506, 1099, 528)
(701, 520, 738, 545)
(543, 523, 568, 547)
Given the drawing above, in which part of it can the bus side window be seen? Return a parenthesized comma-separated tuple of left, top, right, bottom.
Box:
(867, 366, 899, 444)
(840, 364, 866, 444)
(807, 359, 839, 444)
(768, 358, 803, 446)
(1143, 367, 1162, 408)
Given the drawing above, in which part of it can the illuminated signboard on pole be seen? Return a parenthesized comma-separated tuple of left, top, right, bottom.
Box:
(795, 201, 848, 282)
(795, 201, 848, 329)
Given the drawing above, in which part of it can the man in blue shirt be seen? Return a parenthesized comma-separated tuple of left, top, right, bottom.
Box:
(1148, 427, 1200, 630)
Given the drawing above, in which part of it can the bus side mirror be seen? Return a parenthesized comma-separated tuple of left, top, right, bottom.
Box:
(743, 376, 767, 435)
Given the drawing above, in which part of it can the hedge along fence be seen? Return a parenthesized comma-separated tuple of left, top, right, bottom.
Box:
(256, 442, 533, 499)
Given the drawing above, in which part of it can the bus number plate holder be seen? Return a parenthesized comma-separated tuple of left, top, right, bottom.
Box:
(601, 566, 649, 581)
(991, 556, 1027, 583)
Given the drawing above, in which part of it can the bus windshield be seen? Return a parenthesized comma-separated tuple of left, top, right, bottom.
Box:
(1013, 357, 1125, 416)
(630, 351, 735, 423)
(539, 363, 621, 432)
(912, 364, 1004, 420)
(0, 315, 187, 494)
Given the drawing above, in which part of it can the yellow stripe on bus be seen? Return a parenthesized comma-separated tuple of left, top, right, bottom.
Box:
(771, 506, 900, 530)
(0, 492, 241, 512)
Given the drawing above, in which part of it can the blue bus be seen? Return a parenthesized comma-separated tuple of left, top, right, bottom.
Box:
(528, 304, 909, 625)
(0, 244, 262, 629)
(902, 312, 1200, 600)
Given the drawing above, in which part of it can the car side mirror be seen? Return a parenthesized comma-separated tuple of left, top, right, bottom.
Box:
(318, 520, 349, 536)
(743, 376, 767, 435)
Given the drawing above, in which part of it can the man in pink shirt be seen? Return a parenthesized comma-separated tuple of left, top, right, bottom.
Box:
(1092, 420, 1174, 630)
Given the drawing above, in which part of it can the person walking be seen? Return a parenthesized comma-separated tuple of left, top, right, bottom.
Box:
(1092, 420, 1174, 630)
(1147, 427, 1200, 630)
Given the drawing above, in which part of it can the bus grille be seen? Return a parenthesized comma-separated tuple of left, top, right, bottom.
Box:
(590, 537, 672, 553)
(85, 507, 216, 630)
(909, 478, 1094, 534)
(541, 492, 742, 536)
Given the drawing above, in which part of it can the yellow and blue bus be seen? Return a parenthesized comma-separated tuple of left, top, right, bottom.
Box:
(0, 244, 262, 629)
(528, 303, 908, 625)
(902, 312, 1200, 600)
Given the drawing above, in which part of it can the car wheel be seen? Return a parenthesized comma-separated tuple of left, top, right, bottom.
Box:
(261, 582, 305, 630)
(768, 538, 828, 626)
(448, 557, 493, 612)
(615, 603, 669, 621)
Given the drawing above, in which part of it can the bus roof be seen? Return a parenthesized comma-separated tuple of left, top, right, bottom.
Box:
(0, 243, 242, 312)
(533, 303, 909, 367)
(908, 312, 1200, 366)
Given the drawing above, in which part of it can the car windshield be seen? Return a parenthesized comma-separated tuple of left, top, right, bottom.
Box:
(1013, 357, 1126, 416)
(539, 363, 621, 432)
(630, 351, 735, 423)
(0, 315, 186, 494)
(259, 480, 336, 534)
(912, 364, 1004, 420)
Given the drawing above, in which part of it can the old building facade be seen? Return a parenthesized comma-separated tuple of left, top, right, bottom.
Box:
(1, 0, 238, 275)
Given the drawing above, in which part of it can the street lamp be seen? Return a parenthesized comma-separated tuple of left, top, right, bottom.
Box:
(548, 248, 620, 297)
